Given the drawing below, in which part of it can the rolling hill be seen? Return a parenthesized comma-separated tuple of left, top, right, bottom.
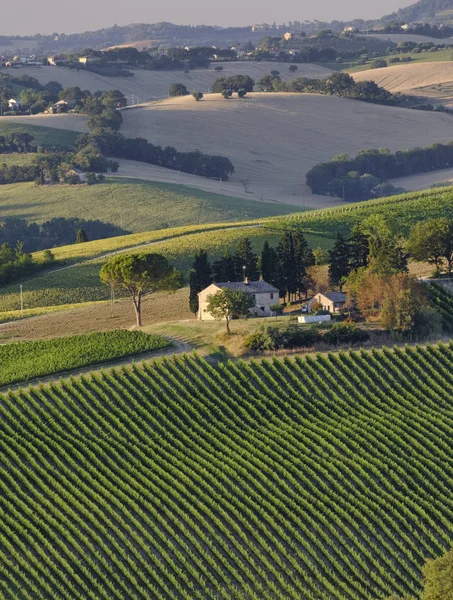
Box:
(14, 92, 453, 205)
(0, 62, 331, 103)
(2, 347, 453, 598)
(0, 178, 301, 234)
(354, 61, 453, 106)
(380, 0, 453, 25)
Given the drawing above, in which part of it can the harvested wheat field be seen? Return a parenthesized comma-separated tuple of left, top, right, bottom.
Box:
(354, 61, 453, 94)
(367, 33, 451, 45)
(0, 62, 331, 102)
(118, 93, 453, 198)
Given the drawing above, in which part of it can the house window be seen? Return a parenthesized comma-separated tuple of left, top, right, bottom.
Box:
(270, 293, 274, 300)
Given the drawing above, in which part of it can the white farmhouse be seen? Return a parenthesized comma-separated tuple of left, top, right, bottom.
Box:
(198, 280, 279, 321)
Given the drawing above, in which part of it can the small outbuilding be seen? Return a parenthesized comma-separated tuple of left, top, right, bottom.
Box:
(198, 279, 279, 321)
(307, 291, 347, 314)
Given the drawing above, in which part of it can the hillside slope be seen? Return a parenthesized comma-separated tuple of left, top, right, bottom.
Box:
(5, 93, 453, 204)
(118, 93, 453, 200)
(2, 348, 453, 598)
(0, 62, 331, 102)
(380, 0, 453, 24)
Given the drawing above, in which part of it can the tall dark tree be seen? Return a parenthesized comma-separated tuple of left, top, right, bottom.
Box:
(212, 251, 237, 282)
(293, 230, 315, 298)
(260, 241, 278, 285)
(235, 237, 259, 281)
(188, 250, 213, 315)
(348, 227, 370, 272)
(189, 269, 199, 315)
(76, 228, 88, 243)
(328, 232, 350, 290)
(277, 231, 297, 301)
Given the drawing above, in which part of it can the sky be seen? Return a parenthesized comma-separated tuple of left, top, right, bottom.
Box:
(3, 0, 416, 36)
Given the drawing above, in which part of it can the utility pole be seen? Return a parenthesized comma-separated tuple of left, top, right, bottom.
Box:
(110, 286, 115, 318)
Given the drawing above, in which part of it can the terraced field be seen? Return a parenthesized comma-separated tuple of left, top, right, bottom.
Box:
(2, 346, 453, 598)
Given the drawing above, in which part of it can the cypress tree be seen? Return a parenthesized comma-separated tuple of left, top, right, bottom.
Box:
(188, 250, 213, 315)
(277, 231, 296, 302)
(328, 232, 350, 290)
(212, 251, 237, 282)
(76, 228, 88, 243)
(293, 230, 315, 298)
(189, 269, 199, 315)
(260, 241, 278, 285)
(348, 226, 370, 271)
(235, 237, 259, 281)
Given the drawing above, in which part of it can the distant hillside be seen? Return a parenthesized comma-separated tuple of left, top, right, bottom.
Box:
(380, 0, 453, 25)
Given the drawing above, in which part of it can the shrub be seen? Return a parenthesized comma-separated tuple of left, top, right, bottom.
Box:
(222, 89, 233, 99)
(192, 91, 203, 101)
(169, 83, 189, 97)
(370, 59, 387, 69)
(245, 324, 321, 352)
(237, 89, 247, 98)
(322, 323, 369, 345)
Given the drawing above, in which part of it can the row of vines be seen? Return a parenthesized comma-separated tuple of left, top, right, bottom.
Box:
(1, 346, 453, 598)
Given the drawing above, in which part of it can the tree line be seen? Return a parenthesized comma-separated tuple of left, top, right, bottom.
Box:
(76, 129, 235, 180)
(327, 215, 450, 336)
(189, 233, 316, 315)
(0, 217, 126, 253)
(0, 241, 55, 287)
(306, 143, 453, 200)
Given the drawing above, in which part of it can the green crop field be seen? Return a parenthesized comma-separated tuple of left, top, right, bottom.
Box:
(0, 330, 169, 387)
(0, 122, 80, 147)
(1, 346, 453, 598)
(0, 178, 300, 233)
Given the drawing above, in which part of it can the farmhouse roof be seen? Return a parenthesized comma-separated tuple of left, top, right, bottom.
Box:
(319, 291, 347, 302)
(215, 280, 279, 294)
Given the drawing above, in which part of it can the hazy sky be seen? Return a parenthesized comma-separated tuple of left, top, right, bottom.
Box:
(3, 0, 415, 36)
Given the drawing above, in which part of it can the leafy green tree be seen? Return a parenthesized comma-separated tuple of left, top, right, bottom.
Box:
(221, 89, 233, 99)
(169, 83, 189, 97)
(206, 288, 254, 333)
(237, 89, 247, 98)
(407, 218, 448, 270)
(76, 228, 88, 243)
(100, 253, 182, 326)
(289, 64, 298, 72)
(192, 91, 203, 101)
(421, 546, 453, 599)
(235, 238, 259, 281)
(328, 232, 350, 290)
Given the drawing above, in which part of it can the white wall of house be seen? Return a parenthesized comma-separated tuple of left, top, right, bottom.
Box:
(198, 285, 278, 321)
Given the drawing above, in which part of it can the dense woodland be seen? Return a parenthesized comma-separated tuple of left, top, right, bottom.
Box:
(306, 142, 453, 200)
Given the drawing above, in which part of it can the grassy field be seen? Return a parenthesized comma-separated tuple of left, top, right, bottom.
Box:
(0, 121, 80, 147)
(0, 178, 301, 232)
(2, 346, 453, 597)
(0, 330, 169, 387)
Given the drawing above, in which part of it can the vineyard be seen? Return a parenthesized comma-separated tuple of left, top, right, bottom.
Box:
(2, 346, 453, 598)
(428, 282, 453, 331)
(0, 330, 169, 386)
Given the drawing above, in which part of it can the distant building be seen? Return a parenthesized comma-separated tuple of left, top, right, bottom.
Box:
(307, 292, 347, 314)
(283, 32, 294, 41)
(198, 280, 279, 321)
(7, 98, 21, 110)
(78, 56, 101, 65)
